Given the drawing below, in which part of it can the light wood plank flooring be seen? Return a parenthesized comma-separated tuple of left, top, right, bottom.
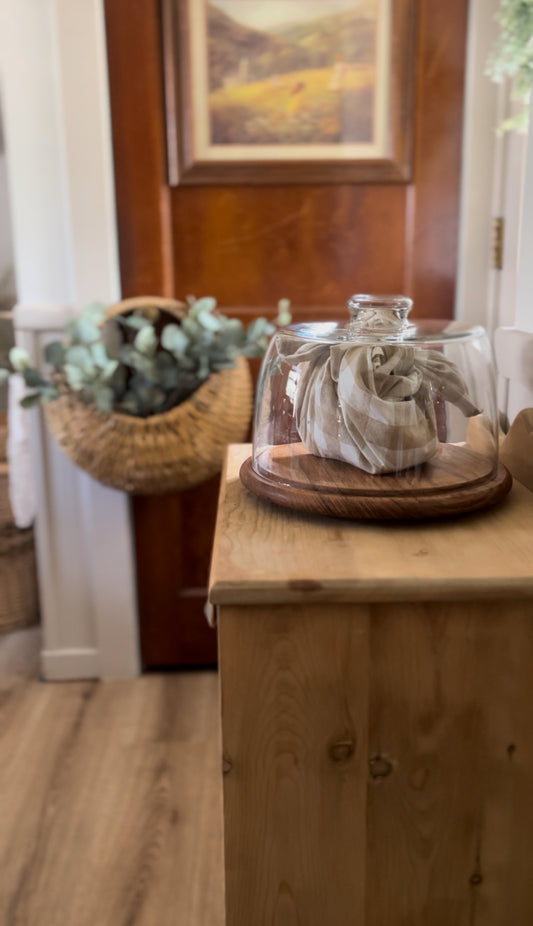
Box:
(0, 630, 224, 926)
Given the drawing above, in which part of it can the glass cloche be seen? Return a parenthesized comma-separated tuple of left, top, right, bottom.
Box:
(240, 295, 512, 519)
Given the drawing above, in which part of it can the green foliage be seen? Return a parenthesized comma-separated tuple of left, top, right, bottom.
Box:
(487, 0, 533, 132)
(1, 296, 291, 418)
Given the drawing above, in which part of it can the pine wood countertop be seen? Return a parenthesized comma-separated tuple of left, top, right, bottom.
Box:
(209, 444, 533, 606)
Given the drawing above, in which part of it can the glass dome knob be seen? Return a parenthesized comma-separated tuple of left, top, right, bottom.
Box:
(346, 294, 413, 338)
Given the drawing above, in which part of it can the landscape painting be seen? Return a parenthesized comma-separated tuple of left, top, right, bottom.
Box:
(165, 0, 415, 183)
(205, 0, 383, 150)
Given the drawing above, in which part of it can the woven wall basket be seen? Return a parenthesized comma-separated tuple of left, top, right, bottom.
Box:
(43, 297, 254, 495)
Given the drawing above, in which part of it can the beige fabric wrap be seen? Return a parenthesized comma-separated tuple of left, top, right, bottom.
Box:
(278, 339, 479, 475)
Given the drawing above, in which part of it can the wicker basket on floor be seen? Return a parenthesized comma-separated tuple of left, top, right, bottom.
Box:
(0, 524, 39, 633)
(43, 297, 254, 494)
(0, 411, 7, 462)
(0, 461, 12, 524)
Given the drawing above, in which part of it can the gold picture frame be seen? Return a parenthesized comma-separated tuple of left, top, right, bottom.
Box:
(162, 0, 416, 185)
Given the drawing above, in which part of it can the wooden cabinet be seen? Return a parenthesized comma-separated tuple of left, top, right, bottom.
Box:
(210, 445, 533, 925)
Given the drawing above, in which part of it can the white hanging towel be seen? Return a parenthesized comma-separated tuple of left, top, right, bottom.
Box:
(7, 373, 37, 528)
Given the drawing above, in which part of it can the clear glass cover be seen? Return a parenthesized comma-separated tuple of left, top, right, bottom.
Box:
(251, 296, 500, 497)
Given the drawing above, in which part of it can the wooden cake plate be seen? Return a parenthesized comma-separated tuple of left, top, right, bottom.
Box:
(239, 443, 512, 520)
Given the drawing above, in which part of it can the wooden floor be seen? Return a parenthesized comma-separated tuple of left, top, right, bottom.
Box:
(0, 629, 224, 926)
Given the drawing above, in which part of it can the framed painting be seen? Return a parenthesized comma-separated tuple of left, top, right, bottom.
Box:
(162, 0, 416, 185)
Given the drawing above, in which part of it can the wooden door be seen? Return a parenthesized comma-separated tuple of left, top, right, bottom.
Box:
(104, 0, 469, 667)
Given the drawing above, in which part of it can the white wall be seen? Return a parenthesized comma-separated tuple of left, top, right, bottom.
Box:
(0, 141, 16, 304)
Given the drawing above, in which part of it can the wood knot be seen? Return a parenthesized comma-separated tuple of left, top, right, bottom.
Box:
(329, 738, 356, 763)
(222, 756, 233, 775)
(369, 754, 393, 779)
(470, 871, 483, 887)
(507, 743, 516, 758)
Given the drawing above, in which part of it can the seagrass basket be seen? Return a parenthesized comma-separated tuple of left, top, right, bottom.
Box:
(44, 297, 254, 494)
(0, 411, 6, 461)
(0, 524, 39, 633)
(0, 462, 12, 524)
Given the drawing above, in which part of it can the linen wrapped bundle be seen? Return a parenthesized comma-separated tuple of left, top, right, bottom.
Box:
(278, 339, 479, 475)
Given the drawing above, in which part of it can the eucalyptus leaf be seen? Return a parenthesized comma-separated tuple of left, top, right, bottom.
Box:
(64, 363, 86, 391)
(128, 351, 156, 378)
(181, 316, 202, 339)
(134, 325, 157, 357)
(210, 358, 237, 371)
(44, 340, 66, 371)
(117, 390, 143, 415)
(118, 344, 136, 365)
(82, 302, 106, 324)
(9, 347, 32, 372)
(93, 385, 115, 413)
(20, 393, 43, 408)
(189, 296, 217, 318)
(119, 314, 152, 331)
(91, 341, 109, 368)
(197, 355, 210, 381)
(68, 317, 101, 344)
(154, 353, 180, 390)
(105, 361, 127, 394)
(102, 359, 119, 382)
(196, 307, 222, 332)
(23, 369, 48, 388)
(65, 344, 96, 375)
(40, 385, 61, 402)
(161, 324, 188, 356)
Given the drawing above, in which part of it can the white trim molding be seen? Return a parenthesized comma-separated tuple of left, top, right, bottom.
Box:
(1, 0, 140, 679)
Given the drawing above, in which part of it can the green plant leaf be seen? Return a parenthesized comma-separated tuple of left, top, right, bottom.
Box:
(82, 301, 106, 324)
(23, 369, 48, 388)
(20, 393, 43, 408)
(67, 317, 101, 344)
(128, 351, 156, 378)
(91, 341, 109, 368)
(64, 363, 86, 391)
(161, 324, 189, 356)
(9, 347, 32, 372)
(102, 359, 119, 382)
(197, 355, 210, 381)
(40, 385, 61, 402)
(93, 385, 114, 413)
(117, 390, 143, 415)
(211, 358, 237, 371)
(189, 296, 217, 317)
(181, 316, 202, 339)
(196, 306, 222, 332)
(134, 325, 157, 357)
(65, 344, 96, 375)
(119, 314, 152, 331)
(44, 340, 65, 371)
(154, 353, 180, 389)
